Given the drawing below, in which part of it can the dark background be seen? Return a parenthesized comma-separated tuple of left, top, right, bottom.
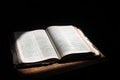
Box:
(1, 1, 118, 80)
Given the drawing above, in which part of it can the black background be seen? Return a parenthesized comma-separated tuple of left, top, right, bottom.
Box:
(1, 1, 118, 80)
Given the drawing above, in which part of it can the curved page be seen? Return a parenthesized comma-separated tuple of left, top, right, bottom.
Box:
(47, 25, 92, 57)
(14, 30, 58, 64)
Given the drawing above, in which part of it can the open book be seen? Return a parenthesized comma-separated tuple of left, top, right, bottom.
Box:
(11, 25, 101, 68)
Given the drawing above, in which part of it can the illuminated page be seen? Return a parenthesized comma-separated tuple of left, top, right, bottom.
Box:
(47, 25, 92, 57)
(14, 30, 58, 64)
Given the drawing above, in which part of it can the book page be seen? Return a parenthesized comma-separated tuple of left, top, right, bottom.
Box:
(14, 30, 59, 64)
(47, 25, 92, 57)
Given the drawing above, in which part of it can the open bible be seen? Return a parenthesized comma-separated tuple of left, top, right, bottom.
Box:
(11, 25, 102, 68)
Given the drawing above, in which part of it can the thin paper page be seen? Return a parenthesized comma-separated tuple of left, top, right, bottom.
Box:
(47, 25, 92, 57)
(14, 30, 58, 63)
(33, 30, 59, 59)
